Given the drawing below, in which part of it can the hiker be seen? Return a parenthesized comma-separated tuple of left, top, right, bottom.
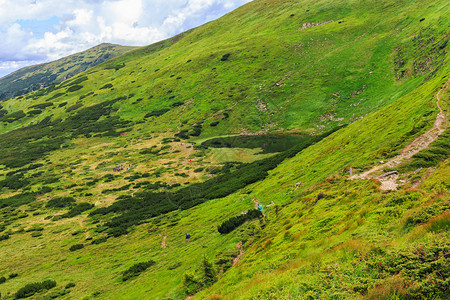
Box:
(258, 204, 263, 212)
(186, 233, 191, 243)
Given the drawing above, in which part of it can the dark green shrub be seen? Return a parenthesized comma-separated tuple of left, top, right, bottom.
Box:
(0, 276, 6, 284)
(218, 209, 263, 234)
(0, 193, 35, 208)
(171, 101, 184, 107)
(30, 102, 53, 110)
(210, 121, 219, 127)
(183, 256, 217, 296)
(67, 85, 83, 92)
(61, 203, 94, 218)
(122, 260, 156, 281)
(100, 83, 113, 89)
(220, 53, 231, 61)
(91, 237, 108, 245)
(1, 235, 11, 242)
(79, 91, 94, 100)
(0, 174, 29, 190)
(69, 75, 88, 85)
(65, 282, 76, 289)
(46, 197, 76, 208)
(14, 279, 56, 299)
(27, 109, 42, 116)
(9, 273, 18, 278)
(0, 110, 26, 122)
(66, 103, 83, 112)
(69, 244, 84, 251)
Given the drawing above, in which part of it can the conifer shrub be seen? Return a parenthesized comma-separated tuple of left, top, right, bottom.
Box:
(1, 110, 26, 122)
(61, 203, 94, 218)
(183, 256, 217, 296)
(67, 85, 83, 92)
(0, 193, 35, 208)
(171, 101, 184, 107)
(9, 273, 18, 278)
(144, 109, 170, 118)
(69, 244, 84, 251)
(100, 83, 113, 89)
(218, 209, 263, 234)
(65, 282, 76, 289)
(220, 53, 231, 61)
(122, 260, 156, 281)
(14, 279, 56, 299)
(0, 276, 6, 284)
(30, 102, 53, 109)
(91, 237, 108, 245)
(46, 197, 76, 208)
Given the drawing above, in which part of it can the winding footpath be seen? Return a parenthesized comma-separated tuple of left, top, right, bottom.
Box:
(350, 78, 449, 190)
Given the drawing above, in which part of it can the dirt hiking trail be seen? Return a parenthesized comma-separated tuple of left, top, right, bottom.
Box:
(350, 78, 449, 190)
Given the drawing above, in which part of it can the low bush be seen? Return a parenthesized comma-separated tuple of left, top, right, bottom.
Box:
(183, 256, 217, 296)
(122, 260, 156, 281)
(30, 102, 53, 110)
(69, 244, 84, 251)
(67, 85, 83, 93)
(61, 203, 94, 218)
(218, 209, 263, 234)
(46, 197, 76, 208)
(0, 276, 6, 284)
(220, 53, 231, 61)
(0, 193, 35, 208)
(91, 237, 108, 245)
(14, 279, 56, 299)
(100, 83, 113, 89)
(65, 282, 76, 289)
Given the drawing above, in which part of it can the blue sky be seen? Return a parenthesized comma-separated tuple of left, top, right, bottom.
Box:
(0, 0, 251, 78)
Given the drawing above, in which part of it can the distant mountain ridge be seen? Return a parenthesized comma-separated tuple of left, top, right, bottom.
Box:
(0, 43, 137, 100)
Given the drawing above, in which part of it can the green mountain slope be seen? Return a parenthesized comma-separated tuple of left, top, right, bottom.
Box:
(0, 0, 448, 299)
(0, 43, 137, 100)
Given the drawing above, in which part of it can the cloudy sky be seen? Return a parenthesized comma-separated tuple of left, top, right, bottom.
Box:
(0, 0, 251, 78)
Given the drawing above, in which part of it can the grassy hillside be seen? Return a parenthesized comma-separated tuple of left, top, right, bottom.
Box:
(0, 0, 448, 299)
(0, 43, 137, 100)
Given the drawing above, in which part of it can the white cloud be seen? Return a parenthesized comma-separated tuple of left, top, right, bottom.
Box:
(0, 0, 252, 78)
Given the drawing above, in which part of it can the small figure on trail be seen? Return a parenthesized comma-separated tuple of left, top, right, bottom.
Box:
(258, 204, 263, 212)
(186, 233, 191, 243)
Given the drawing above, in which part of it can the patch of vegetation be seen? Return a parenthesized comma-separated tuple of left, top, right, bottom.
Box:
(0, 110, 26, 123)
(67, 84, 83, 93)
(30, 102, 53, 110)
(14, 279, 56, 299)
(122, 260, 156, 281)
(183, 256, 217, 296)
(60, 203, 94, 219)
(0, 193, 35, 208)
(202, 134, 315, 154)
(46, 197, 76, 209)
(69, 244, 84, 251)
(144, 109, 170, 118)
(100, 83, 113, 90)
(218, 209, 263, 234)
